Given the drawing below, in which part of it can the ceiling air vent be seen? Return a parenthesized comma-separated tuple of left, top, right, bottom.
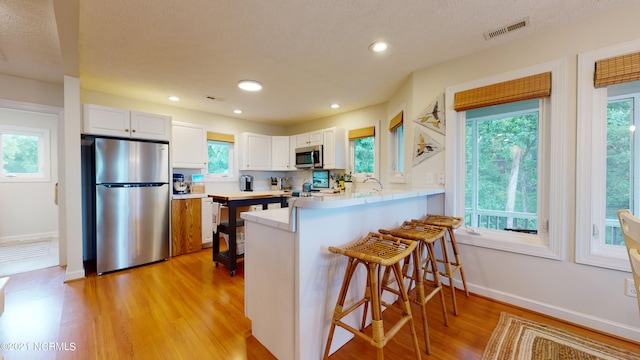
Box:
(206, 96, 226, 101)
(483, 17, 529, 40)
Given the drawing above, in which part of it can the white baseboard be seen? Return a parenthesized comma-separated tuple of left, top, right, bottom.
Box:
(64, 268, 85, 282)
(0, 232, 59, 245)
(465, 280, 640, 342)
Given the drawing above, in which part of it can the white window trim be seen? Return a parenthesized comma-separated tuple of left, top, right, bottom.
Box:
(576, 39, 640, 271)
(349, 121, 379, 182)
(444, 59, 568, 260)
(388, 105, 406, 184)
(205, 131, 238, 183)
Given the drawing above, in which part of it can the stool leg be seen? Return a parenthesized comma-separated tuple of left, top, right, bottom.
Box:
(447, 227, 469, 297)
(390, 261, 422, 360)
(412, 244, 431, 355)
(438, 235, 459, 316)
(368, 263, 385, 360)
(425, 241, 448, 327)
(323, 257, 357, 360)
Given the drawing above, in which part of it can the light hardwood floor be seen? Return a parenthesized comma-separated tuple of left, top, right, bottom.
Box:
(0, 249, 638, 359)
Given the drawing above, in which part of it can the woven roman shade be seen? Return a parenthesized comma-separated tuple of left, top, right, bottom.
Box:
(594, 51, 640, 88)
(348, 126, 375, 140)
(454, 72, 551, 111)
(388, 111, 403, 131)
(207, 131, 234, 143)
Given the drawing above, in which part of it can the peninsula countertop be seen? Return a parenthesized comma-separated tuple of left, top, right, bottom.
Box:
(240, 188, 445, 231)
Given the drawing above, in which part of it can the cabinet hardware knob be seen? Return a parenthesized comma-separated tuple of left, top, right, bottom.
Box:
(132, 129, 136, 133)
(125, 129, 130, 132)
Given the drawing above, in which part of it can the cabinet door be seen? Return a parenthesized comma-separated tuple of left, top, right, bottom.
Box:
(172, 122, 207, 169)
(241, 133, 272, 170)
(323, 127, 346, 169)
(295, 133, 310, 148)
(171, 198, 202, 256)
(131, 111, 170, 141)
(201, 197, 213, 244)
(271, 136, 290, 170)
(83, 104, 131, 137)
(308, 130, 323, 146)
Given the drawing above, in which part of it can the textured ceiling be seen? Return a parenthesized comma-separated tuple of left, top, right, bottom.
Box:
(0, 0, 633, 125)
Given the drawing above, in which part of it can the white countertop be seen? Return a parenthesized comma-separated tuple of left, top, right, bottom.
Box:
(240, 188, 444, 231)
(288, 188, 444, 209)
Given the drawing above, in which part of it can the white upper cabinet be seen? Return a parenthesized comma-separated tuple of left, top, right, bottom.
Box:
(295, 130, 323, 148)
(240, 132, 272, 170)
(271, 136, 290, 171)
(83, 104, 170, 141)
(323, 127, 346, 169)
(172, 122, 207, 169)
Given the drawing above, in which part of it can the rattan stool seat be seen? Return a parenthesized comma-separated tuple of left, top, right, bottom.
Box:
(324, 232, 422, 360)
(379, 222, 448, 355)
(421, 214, 463, 229)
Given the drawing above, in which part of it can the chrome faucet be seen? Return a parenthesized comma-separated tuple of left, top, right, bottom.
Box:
(363, 176, 383, 191)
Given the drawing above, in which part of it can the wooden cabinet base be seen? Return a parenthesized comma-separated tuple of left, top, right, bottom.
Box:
(171, 198, 202, 256)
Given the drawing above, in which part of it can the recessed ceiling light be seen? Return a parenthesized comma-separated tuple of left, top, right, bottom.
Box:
(238, 80, 262, 91)
(168, 96, 180, 101)
(331, 103, 340, 109)
(234, 109, 243, 114)
(369, 41, 388, 52)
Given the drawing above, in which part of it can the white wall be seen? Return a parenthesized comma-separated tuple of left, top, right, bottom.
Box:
(395, 1, 640, 341)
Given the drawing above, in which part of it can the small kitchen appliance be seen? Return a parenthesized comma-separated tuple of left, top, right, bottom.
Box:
(240, 175, 253, 191)
(295, 145, 323, 169)
(173, 173, 188, 194)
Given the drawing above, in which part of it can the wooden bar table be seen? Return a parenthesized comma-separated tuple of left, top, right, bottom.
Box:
(209, 191, 289, 276)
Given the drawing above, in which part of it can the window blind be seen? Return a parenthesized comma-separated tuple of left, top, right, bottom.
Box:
(348, 126, 375, 140)
(594, 51, 640, 88)
(454, 72, 551, 111)
(207, 131, 234, 143)
(388, 111, 403, 131)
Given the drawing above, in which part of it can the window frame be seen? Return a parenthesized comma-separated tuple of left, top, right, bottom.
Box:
(0, 124, 51, 182)
(576, 39, 640, 271)
(389, 108, 406, 183)
(205, 131, 237, 183)
(445, 59, 567, 260)
(349, 123, 379, 181)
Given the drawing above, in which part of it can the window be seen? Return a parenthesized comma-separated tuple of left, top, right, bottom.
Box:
(206, 132, 234, 178)
(0, 125, 50, 182)
(465, 100, 540, 233)
(577, 41, 640, 271)
(445, 60, 567, 259)
(389, 111, 405, 177)
(348, 125, 377, 178)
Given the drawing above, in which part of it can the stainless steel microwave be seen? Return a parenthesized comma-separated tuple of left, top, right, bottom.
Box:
(295, 145, 323, 169)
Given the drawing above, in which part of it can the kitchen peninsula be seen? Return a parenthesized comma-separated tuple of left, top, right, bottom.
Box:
(241, 189, 444, 360)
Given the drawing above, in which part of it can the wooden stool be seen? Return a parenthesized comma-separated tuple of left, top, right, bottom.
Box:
(379, 222, 448, 355)
(414, 215, 469, 316)
(323, 232, 422, 360)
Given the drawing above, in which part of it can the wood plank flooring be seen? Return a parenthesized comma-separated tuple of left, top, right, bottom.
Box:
(0, 249, 638, 359)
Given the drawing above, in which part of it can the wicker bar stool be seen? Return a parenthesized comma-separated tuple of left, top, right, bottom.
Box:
(414, 215, 469, 316)
(378, 221, 448, 355)
(323, 232, 422, 360)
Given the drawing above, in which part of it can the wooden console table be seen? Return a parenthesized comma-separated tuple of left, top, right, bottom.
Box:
(209, 192, 289, 276)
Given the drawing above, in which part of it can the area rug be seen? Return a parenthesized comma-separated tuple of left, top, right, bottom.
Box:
(482, 312, 640, 360)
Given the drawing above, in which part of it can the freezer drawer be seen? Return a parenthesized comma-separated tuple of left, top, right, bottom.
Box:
(96, 184, 170, 274)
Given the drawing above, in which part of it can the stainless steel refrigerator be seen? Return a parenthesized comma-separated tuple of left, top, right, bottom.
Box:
(94, 138, 170, 274)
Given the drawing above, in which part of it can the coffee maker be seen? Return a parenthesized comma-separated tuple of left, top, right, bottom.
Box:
(240, 175, 253, 191)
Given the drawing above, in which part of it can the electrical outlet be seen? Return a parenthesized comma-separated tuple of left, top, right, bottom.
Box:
(437, 172, 445, 185)
(426, 172, 434, 184)
(625, 278, 637, 297)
